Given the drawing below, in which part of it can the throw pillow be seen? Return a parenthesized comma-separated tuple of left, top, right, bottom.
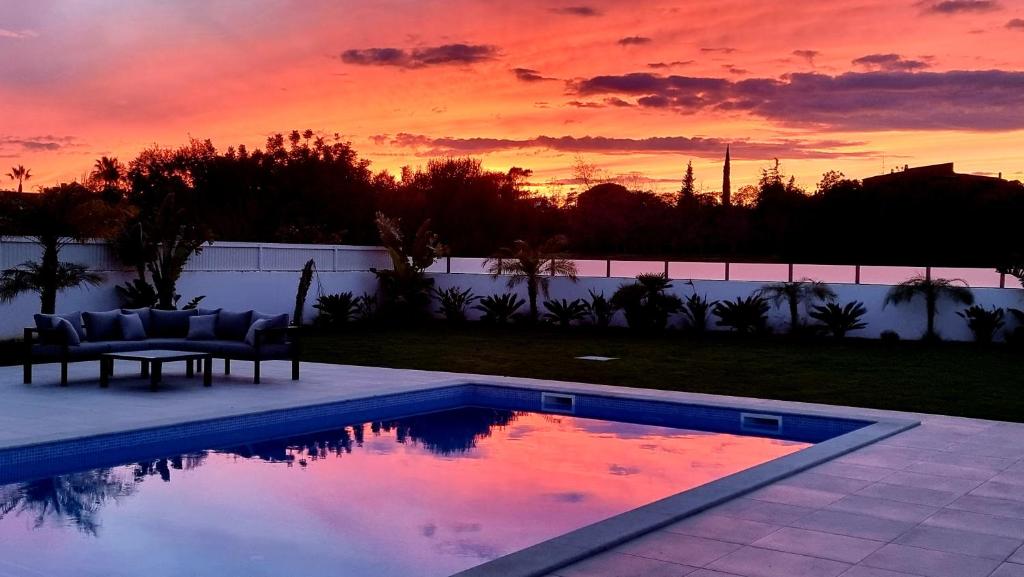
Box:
(244, 318, 270, 346)
(121, 307, 153, 334)
(33, 315, 81, 346)
(119, 313, 148, 341)
(33, 312, 85, 344)
(82, 310, 123, 341)
(216, 310, 252, 341)
(187, 314, 217, 340)
(249, 312, 289, 344)
(150, 309, 198, 338)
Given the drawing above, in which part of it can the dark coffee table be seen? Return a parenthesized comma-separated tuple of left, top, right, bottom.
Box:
(100, 349, 213, 391)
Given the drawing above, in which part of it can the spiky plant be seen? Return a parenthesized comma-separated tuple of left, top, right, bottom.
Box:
(542, 298, 589, 328)
(314, 292, 360, 327)
(759, 279, 836, 334)
(680, 282, 718, 334)
(712, 295, 771, 334)
(611, 273, 683, 331)
(474, 293, 525, 325)
(957, 305, 1004, 344)
(885, 276, 974, 341)
(809, 301, 868, 338)
(434, 286, 479, 324)
(585, 290, 617, 328)
(484, 236, 578, 323)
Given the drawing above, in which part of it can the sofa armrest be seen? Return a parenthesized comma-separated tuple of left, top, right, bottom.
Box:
(24, 327, 70, 355)
(253, 325, 301, 353)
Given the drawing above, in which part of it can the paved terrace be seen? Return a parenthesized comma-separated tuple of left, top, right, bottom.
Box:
(2, 361, 1024, 577)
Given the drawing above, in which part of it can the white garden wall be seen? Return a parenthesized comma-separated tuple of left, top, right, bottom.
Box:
(2, 237, 1022, 341)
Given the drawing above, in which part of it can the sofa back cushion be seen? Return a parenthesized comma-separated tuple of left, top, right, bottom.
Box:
(216, 310, 252, 341)
(121, 307, 152, 334)
(119, 313, 148, 341)
(195, 307, 221, 317)
(34, 312, 86, 343)
(187, 314, 218, 340)
(34, 314, 82, 346)
(245, 313, 289, 346)
(82, 310, 123, 341)
(150, 309, 198, 338)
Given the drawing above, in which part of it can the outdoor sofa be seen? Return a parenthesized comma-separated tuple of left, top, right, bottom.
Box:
(24, 308, 300, 386)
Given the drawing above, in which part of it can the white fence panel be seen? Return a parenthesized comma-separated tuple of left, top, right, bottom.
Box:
(573, 259, 608, 277)
(668, 261, 727, 281)
(260, 246, 334, 271)
(859, 266, 926, 285)
(185, 245, 260, 271)
(729, 263, 789, 282)
(930, 267, 1002, 288)
(449, 257, 489, 274)
(792, 264, 858, 284)
(609, 260, 664, 278)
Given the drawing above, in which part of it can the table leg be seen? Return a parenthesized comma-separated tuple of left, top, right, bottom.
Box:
(186, 359, 194, 378)
(100, 358, 109, 388)
(150, 361, 162, 392)
(141, 360, 150, 378)
(203, 356, 212, 387)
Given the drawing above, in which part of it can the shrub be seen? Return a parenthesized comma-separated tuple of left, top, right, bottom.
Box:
(680, 287, 717, 334)
(314, 292, 360, 327)
(712, 295, 770, 334)
(957, 305, 1005, 344)
(434, 286, 478, 324)
(543, 298, 589, 328)
(116, 278, 158, 308)
(585, 290, 617, 328)
(809, 301, 868, 338)
(611, 274, 683, 331)
(880, 330, 900, 342)
(474, 293, 525, 324)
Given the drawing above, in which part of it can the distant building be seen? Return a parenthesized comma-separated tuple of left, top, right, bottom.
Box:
(863, 162, 1006, 188)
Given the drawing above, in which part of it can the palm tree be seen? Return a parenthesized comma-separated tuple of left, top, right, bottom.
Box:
(885, 276, 974, 341)
(7, 164, 31, 193)
(759, 279, 836, 334)
(484, 235, 578, 323)
(0, 183, 121, 313)
(91, 156, 124, 191)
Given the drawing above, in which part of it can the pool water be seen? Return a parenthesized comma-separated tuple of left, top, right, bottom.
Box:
(0, 407, 808, 577)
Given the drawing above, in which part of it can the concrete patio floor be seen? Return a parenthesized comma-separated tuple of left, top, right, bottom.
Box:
(2, 360, 1024, 577)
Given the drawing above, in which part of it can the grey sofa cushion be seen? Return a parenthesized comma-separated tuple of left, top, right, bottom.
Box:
(187, 315, 217, 340)
(215, 310, 252, 341)
(82, 310, 123, 341)
(122, 308, 152, 334)
(247, 312, 289, 344)
(150, 309, 197, 338)
(34, 313, 83, 345)
(119, 313, 147, 341)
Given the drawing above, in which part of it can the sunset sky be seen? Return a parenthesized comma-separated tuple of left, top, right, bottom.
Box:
(2, 0, 1024, 194)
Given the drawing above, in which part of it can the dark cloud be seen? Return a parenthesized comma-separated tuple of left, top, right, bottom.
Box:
(569, 69, 1024, 131)
(700, 47, 736, 54)
(512, 67, 556, 82)
(1008, 18, 1024, 28)
(340, 43, 498, 68)
(374, 132, 872, 160)
(604, 97, 633, 107)
(648, 60, 694, 69)
(922, 0, 1000, 13)
(723, 64, 748, 75)
(567, 100, 604, 108)
(550, 5, 601, 16)
(0, 135, 76, 151)
(618, 36, 652, 46)
(852, 53, 930, 71)
(793, 50, 819, 64)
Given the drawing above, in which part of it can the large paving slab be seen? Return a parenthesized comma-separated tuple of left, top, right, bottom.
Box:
(2, 360, 1024, 577)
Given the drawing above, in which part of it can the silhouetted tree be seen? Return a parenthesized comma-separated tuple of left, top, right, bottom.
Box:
(485, 235, 578, 323)
(6, 165, 31, 193)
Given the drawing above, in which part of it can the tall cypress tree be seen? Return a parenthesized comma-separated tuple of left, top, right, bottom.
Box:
(678, 160, 695, 207)
(722, 145, 731, 206)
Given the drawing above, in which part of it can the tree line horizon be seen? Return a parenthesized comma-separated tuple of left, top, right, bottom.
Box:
(2, 129, 1023, 268)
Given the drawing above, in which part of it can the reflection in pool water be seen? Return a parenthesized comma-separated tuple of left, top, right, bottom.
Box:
(0, 408, 807, 577)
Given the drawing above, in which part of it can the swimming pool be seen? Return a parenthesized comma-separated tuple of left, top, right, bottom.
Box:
(0, 384, 910, 577)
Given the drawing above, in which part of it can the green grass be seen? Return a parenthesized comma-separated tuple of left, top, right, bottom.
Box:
(302, 324, 1024, 423)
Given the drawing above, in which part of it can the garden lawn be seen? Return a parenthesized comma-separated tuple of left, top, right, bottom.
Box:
(302, 325, 1024, 423)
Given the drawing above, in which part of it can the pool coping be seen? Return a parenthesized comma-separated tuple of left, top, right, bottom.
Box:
(0, 374, 919, 577)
